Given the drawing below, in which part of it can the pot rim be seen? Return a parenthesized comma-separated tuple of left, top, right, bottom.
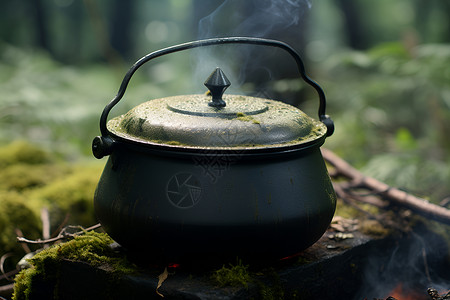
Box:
(108, 130, 327, 157)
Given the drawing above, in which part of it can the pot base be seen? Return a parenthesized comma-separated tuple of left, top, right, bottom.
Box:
(100, 217, 331, 267)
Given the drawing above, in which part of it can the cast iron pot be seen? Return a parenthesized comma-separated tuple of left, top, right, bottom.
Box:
(92, 37, 336, 262)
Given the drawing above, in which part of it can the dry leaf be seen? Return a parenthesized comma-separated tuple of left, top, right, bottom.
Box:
(330, 223, 346, 232)
(330, 216, 359, 232)
(156, 267, 169, 298)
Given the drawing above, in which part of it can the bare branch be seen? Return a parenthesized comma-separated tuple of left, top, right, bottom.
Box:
(322, 148, 450, 225)
(17, 223, 102, 245)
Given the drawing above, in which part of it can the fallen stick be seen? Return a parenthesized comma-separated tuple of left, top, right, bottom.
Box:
(321, 148, 450, 225)
(17, 223, 102, 245)
(333, 181, 389, 208)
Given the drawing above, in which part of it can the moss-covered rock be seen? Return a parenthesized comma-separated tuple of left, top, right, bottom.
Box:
(0, 191, 41, 258)
(28, 164, 102, 229)
(12, 231, 135, 300)
(0, 141, 49, 167)
(0, 163, 70, 192)
(0, 141, 103, 270)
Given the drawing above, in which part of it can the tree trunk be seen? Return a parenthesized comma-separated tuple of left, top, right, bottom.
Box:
(110, 0, 135, 59)
(335, 0, 368, 50)
(30, 0, 50, 53)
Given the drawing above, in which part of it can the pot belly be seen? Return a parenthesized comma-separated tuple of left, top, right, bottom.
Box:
(94, 147, 336, 260)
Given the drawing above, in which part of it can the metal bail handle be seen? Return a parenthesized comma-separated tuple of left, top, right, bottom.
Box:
(93, 37, 334, 159)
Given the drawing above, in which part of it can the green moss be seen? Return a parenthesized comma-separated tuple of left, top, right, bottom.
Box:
(255, 270, 285, 300)
(296, 256, 313, 265)
(29, 164, 103, 228)
(335, 198, 380, 220)
(0, 163, 70, 191)
(149, 139, 187, 146)
(235, 112, 260, 124)
(359, 219, 391, 236)
(0, 142, 104, 262)
(12, 231, 135, 300)
(12, 267, 35, 300)
(41, 231, 128, 268)
(0, 191, 41, 255)
(335, 199, 391, 237)
(0, 141, 49, 168)
(211, 259, 251, 288)
(334, 199, 361, 219)
(257, 282, 284, 300)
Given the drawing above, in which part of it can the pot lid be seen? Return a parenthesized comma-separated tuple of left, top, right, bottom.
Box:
(107, 68, 327, 150)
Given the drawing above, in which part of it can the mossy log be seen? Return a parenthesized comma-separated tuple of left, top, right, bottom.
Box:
(12, 231, 135, 300)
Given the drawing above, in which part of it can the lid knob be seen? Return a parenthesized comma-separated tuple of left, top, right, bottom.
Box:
(204, 68, 231, 108)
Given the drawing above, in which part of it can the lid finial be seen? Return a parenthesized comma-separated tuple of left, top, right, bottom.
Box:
(204, 68, 231, 108)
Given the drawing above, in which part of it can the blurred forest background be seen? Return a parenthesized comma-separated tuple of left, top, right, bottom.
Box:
(1, 0, 450, 263)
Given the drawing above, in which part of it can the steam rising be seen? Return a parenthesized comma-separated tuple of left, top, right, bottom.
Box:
(192, 0, 312, 95)
(198, 0, 311, 39)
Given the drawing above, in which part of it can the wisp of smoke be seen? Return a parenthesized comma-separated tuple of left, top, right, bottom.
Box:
(198, 0, 311, 39)
(191, 0, 312, 95)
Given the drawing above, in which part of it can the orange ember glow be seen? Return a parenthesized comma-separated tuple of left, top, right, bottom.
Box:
(388, 283, 427, 300)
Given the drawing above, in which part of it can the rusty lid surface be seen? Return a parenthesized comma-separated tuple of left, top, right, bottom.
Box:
(107, 93, 327, 150)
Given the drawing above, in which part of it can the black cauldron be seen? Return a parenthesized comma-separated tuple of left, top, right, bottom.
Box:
(92, 37, 336, 262)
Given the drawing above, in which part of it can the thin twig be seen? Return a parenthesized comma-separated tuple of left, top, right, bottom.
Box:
(332, 182, 402, 231)
(334, 182, 389, 208)
(333, 183, 378, 218)
(17, 223, 102, 245)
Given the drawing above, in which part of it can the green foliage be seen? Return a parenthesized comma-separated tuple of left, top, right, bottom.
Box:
(0, 44, 119, 155)
(394, 127, 417, 151)
(318, 42, 450, 202)
(0, 43, 194, 155)
(212, 259, 251, 288)
(12, 231, 135, 300)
